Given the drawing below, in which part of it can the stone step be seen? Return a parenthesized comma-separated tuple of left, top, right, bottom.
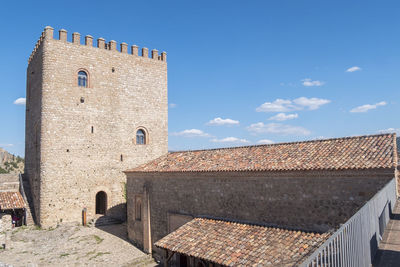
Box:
(91, 215, 122, 227)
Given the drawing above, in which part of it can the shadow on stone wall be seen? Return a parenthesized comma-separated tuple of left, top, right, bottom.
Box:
(107, 203, 127, 222)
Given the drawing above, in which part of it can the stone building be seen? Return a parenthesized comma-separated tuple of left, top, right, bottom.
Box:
(24, 26, 168, 227)
(125, 133, 398, 265)
(0, 173, 26, 231)
(23, 25, 399, 266)
(0, 191, 25, 230)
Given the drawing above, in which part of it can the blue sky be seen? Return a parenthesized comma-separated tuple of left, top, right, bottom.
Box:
(1, 1, 400, 156)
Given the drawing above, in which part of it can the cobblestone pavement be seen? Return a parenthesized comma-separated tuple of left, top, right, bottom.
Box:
(0, 223, 157, 266)
(373, 200, 400, 267)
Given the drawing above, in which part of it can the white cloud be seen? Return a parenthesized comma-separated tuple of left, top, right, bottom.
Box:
(13, 98, 26, 105)
(378, 128, 400, 135)
(170, 129, 211, 138)
(247, 122, 311, 136)
(256, 97, 330, 112)
(0, 144, 14, 147)
(293, 97, 331, 110)
(268, 113, 298, 121)
(256, 99, 296, 112)
(207, 117, 239, 126)
(346, 66, 361, 72)
(350, 101, 386, 113)
(211, 137, 250, 144)
(257, 139, 274, 145)
(302, 78, 324, 87)
(169, 103, 177, 108)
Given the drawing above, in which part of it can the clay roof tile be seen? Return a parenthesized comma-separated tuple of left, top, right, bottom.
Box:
(127, 134, 396, 173)
(0, 191, 25, 210)
(155, 218, 330, 266)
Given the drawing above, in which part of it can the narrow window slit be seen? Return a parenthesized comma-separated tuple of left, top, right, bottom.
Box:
(135, 196, 142, 221)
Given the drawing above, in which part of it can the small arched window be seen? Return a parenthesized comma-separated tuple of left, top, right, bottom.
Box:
(78, 71, 88, 87)
(136, 129, 146, 145)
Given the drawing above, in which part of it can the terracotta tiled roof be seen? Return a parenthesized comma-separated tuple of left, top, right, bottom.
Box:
(155, 218, 330, 266)
(0, 191, 25, 210)
(127, 134, 396, 173)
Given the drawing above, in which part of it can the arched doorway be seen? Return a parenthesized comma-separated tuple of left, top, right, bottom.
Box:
(95, 191, 107, 215)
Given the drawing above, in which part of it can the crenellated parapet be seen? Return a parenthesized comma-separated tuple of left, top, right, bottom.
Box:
(28, 26, 52, 64)
(28, 26, 167, 64)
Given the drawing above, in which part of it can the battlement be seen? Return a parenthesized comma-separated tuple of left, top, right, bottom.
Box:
(28, 26, 167, 64)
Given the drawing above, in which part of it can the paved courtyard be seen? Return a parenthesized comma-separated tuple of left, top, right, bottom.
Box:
(0, 223, 156, 267)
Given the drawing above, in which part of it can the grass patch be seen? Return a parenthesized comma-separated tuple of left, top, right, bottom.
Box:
(85, 250, 96, 256)
(93, 235, 104, 244)
(60, 253, 70, 257)
(12, 225, 28, 233)
(68, 236, 79, 241)
(89, 252, 110, 260)
(77, 235, 93, 243)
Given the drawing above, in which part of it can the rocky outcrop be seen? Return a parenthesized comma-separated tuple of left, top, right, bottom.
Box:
(0, 148, 24, 174)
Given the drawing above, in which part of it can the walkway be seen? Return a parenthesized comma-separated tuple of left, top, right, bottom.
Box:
(373, 199, 400, 266)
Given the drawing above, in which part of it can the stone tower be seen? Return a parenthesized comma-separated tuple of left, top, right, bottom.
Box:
(25, 26, 168, 227)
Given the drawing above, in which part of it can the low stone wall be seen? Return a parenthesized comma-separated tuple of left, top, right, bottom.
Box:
(0, 174, 19, 192)
(0, 213, 12, 232)
(126, 168, 395, 259)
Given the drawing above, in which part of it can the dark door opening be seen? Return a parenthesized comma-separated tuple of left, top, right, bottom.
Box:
(96, 191, 107, 215)
(179, 254, 188, 267)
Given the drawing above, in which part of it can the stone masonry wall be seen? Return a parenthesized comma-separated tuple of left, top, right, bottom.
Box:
(126, 169, 395, 259)
(26, 27, 168, 227)
(0, 213, 12, 232)
(25, 39, 44, 222)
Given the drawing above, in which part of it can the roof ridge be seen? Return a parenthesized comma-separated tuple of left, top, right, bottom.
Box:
(168, 133, 395, 154)
(126, 166, 392, 173)
(194, 216, 329, 234)
(126, 133, 396, 173)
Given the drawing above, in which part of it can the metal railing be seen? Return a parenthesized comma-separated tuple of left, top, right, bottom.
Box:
(300, 178, 397, 267)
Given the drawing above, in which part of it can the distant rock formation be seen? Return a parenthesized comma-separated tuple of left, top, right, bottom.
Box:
(0, 148, 24, 174)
